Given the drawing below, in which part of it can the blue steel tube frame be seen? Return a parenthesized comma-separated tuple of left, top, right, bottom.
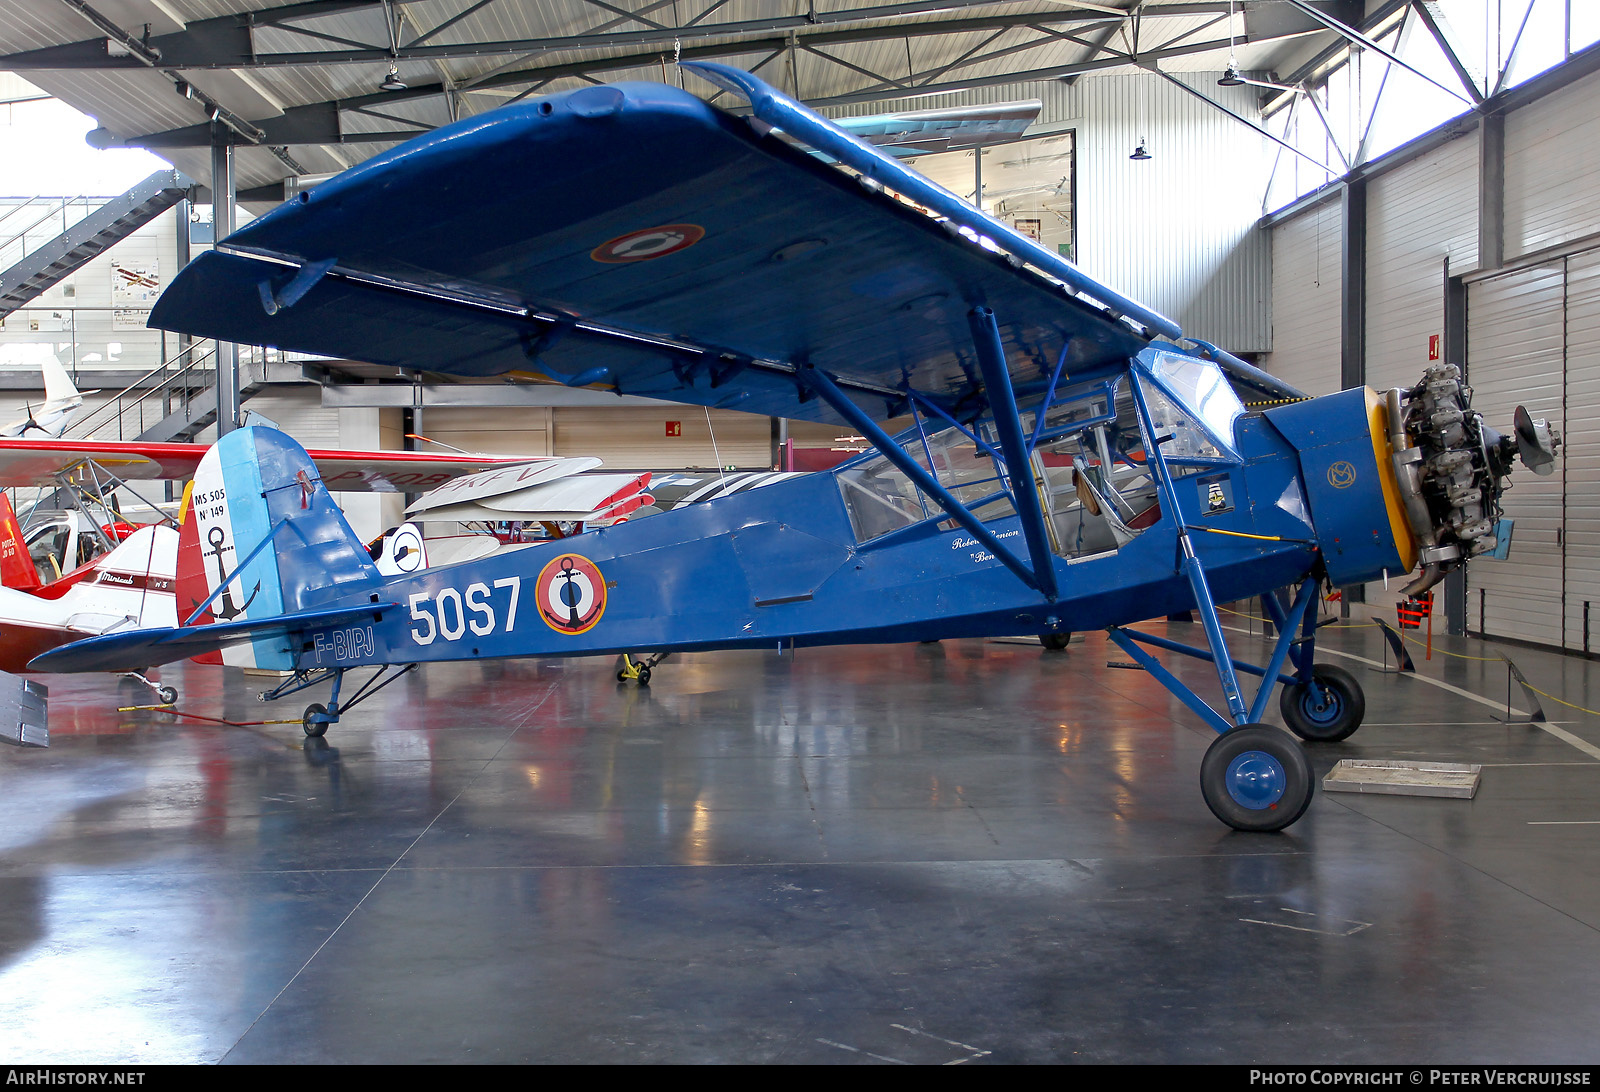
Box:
(967, 307, 1059, 602)
(798, 363, 1046, 595)
(1127, 371, 1249, 727)
(1106, 576, 1319, 734)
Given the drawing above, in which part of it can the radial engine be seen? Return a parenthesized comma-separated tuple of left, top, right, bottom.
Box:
(1386, 363, 1560, 595)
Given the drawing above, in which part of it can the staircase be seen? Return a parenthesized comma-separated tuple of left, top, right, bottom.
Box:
(66, 341, 289, 444)
(0, 169, 191, 318)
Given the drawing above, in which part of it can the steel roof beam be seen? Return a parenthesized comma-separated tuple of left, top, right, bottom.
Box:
(123, 17, 1298, 150)
(5, 1, 1239, 70)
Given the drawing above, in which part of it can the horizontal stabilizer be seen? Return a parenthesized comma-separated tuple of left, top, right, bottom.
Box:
(28, 602, 396, 674)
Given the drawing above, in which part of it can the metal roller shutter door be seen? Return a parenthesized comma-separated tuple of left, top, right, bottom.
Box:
(1562, 250, 1600, 652)
(1465, 263, 1565, 645)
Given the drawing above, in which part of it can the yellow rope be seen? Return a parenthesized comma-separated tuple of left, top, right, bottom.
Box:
(1205, 605, 1600, 718)
(1520, 682, 1600, 719)
(1394, 632, 1504, 662)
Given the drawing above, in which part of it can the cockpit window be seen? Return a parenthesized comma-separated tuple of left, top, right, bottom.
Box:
(1138, 351, 1244, 460)
(838, 423, 1018, 544)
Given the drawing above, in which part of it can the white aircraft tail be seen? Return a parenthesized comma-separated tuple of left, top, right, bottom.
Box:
(40, 358, 82, 407)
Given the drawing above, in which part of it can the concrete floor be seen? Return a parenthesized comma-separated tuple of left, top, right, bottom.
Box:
(2, 618, 1599, 1064)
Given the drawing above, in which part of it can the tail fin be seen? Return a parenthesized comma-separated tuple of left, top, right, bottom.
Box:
(39, 358, 81, 406)
(0, 492, 40, 593)
(178, 426, 384, 670)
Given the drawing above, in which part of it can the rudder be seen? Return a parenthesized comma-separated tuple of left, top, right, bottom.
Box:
(181, 426, 384, 669)
(0, 493, 40, 592)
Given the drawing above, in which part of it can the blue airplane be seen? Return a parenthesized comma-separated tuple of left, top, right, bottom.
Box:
(29, 64, 1558, 832)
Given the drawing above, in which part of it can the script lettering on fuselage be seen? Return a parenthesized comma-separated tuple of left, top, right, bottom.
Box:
(408, 576, 522, 646)
(951, 528, 1020, 564)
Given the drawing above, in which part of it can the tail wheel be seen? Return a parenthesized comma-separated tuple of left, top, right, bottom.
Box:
(1279, 664, 1365, 742)
(1039, 633, 1071, 651)
(302, 702, 329, 738)
(157, 686, 178, 705)
(1200, 725, 1314, 832)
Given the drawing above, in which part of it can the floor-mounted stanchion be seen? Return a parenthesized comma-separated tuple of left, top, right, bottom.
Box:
(1493, 655, 1548, 724)
(1371, 618, 1416, 673)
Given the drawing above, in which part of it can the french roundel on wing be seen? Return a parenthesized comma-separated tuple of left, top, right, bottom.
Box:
(536, 553, 607, 635)
(590, 224, 704, 264)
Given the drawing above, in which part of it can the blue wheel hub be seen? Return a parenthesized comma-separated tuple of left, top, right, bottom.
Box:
(1301, 683, 1342, 724)
(1225, 750, 1288, 810)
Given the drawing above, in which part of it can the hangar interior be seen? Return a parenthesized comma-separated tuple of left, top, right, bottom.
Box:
(2, 0, 1600, 1065)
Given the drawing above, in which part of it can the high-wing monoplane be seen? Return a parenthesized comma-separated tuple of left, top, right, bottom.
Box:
(32, 65, 1561, 831)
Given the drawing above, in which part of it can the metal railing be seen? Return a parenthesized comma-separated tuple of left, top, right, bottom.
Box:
(0, 196, 102, 270)
(66, 338, 217, 441)
(64, 339, 302, 442)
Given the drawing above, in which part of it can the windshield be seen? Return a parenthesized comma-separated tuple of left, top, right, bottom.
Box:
(1138, 350, 1245, 460)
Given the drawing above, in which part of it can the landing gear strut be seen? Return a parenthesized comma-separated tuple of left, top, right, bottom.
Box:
(617, 652, 668, 685)
(121, 670, 176, 705)
(257, 664, 417, 738)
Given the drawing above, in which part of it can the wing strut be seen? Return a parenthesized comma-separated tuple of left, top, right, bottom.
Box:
(798, 362, 1046, 597)
(1124, 370, 1253, 725)
(968, 307, 1059, 602)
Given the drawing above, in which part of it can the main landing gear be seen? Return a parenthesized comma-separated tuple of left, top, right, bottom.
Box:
(1039, 632, 1072, 651)
(257, 664, 417, 738)
(1106, 574, 1366, 832)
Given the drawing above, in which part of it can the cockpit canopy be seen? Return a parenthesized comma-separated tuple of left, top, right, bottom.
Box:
(834, 349, 1246, 551)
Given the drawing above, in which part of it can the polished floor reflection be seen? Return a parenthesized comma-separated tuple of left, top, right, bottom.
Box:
(2, 620, 1599, 1063)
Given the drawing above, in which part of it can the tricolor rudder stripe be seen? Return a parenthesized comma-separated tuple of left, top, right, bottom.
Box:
(180, 426, 382, 670)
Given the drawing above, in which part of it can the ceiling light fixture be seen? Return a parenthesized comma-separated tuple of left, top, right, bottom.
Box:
(1218, 64, 1246, 87)
(1129, 140, 1151, 161)
(380, 64, 407, 92)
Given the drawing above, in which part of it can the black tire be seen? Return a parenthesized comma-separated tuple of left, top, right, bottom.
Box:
(157, 686, 178, 705)
(636, 665, 652, 686)
(1039, 633, 1071, 651)
(303, 702, 329, 738)
(1200, 724, 1314, 832)
(1279, 664, 1365, 742)
(617, 670, 630, 682)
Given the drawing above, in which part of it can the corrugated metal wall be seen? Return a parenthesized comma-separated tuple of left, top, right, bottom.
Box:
(554, 407, 771, 469)
(1504, 67, 1600, 262)
(832, 71, 1274, 351)
(1264, 197, 1342, 394)
(420, 406, 551, 458)
(1365, 131, 1480, 395)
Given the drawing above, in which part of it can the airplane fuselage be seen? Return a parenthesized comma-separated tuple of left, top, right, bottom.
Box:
(291, 395, 1390, 672)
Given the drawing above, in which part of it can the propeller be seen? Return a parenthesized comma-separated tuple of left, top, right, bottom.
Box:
(1513, 405, 1561, 476)
(18, 400, 44, 437)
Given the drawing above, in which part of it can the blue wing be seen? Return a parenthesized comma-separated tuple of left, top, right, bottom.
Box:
(150, 65, 1274, 424)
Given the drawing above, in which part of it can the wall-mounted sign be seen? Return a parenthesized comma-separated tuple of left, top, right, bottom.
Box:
(665, 421, 682, 437)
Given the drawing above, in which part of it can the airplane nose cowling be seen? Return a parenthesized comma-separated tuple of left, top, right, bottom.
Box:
(1264, 364, 1561, 596)
(1263, 388, 1418, 589)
